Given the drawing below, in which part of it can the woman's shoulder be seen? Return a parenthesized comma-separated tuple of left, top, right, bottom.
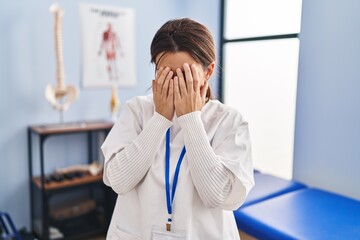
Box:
(125, 95, 153, 109)
(204, 100, 249, 137)
(206, 99, 246, 122)
(126, 94, 152, 105)
(120, 95, 154, 119)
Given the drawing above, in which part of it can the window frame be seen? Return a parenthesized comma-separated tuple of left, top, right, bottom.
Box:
(218, 0, 300, 101)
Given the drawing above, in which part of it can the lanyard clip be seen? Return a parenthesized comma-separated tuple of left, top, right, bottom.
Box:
(166, 222, 171, 231)
(166, 217, 172, 231)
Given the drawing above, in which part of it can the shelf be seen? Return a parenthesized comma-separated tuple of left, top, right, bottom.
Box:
(29, 120, 113, 135)
(32, 173, 103, 191)
(34, 208, 107, 240)
(52, 209, 107, 240)
(28, 120, 115, 240)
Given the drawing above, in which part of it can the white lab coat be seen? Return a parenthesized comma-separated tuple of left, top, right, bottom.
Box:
(101, 95, 254, 240)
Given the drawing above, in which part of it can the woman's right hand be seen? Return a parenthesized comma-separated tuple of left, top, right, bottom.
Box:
(152, 67, 174, 121)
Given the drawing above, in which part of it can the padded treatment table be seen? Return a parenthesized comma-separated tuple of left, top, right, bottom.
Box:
(235, 188, 360, 239)
(240, 173, 306, 208)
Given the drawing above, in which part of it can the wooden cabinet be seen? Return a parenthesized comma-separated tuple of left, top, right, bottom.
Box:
(28, 121, 116, 240)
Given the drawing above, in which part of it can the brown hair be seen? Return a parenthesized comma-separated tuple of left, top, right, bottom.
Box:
(150, 18, 215, 100)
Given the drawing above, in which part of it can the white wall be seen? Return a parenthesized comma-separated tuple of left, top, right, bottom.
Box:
(294, 0, 360, 200)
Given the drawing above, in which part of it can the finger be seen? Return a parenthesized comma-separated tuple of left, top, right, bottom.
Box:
(176, 68, 186, 93)
(162, 71, 173, 95)
(191, 64, 200, 94)
(168, 79, 174, 100)
(178, 71, 188, 96)
(157, 67, 170, 93)
(174, 76, 181, 99)
(183, 63, 193, 93)
(155, 67, 164, 79)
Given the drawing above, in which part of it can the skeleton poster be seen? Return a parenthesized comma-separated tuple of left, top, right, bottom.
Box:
(80, 3, 136, 87)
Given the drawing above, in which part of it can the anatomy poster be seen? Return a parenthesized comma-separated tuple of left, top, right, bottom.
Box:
(80, 3, 136, 87)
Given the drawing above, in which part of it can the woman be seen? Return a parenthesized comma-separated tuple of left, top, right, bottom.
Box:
(101, 18, 254, 240)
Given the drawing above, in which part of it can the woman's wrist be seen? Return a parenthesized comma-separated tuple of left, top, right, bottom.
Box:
(155, 109, 174, 121)
(177, 111, 202, 131)
(153, 111, 174, 125)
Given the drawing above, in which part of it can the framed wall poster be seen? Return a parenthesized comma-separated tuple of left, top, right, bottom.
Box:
(80, 3, 136, 87)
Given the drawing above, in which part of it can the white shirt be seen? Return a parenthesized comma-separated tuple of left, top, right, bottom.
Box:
(101, 95, 254, 240)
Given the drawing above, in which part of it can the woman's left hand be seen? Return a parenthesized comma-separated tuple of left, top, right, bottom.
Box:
(174, 63, 208, 117)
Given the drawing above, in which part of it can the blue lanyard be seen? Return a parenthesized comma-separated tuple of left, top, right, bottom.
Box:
(165, 128, 186, 221)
